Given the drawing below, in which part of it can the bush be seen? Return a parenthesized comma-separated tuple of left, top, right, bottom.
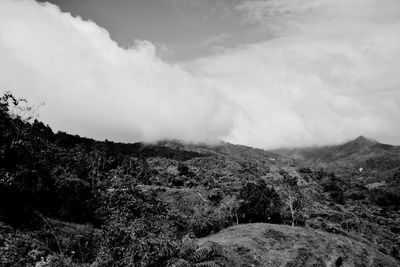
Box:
(237, 180, 282, 224)
(93, 188, 181, 266)
(35, 220, 101, 264)
(207, 189, 224, 205)
(177, 163, 190, 176)
(171, 177, 185, 187)
(189, 204, 233, 238)
(319, 174, 345, 204)
(371, 187, 400, 209)
(53, 176, 96, 223)
(95, 215, 180, 266)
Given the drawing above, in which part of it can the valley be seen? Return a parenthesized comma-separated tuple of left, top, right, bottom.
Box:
(0, 95, 399, 266)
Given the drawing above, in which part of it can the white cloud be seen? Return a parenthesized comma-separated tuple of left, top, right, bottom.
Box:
(1, 0, 400, 149)
(185, 0, 400, 148)
(201, 33, 231, 47)
(0, 0, 235, 143)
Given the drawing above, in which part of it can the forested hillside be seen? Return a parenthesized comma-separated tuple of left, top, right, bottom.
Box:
(0, 93, 399, 266)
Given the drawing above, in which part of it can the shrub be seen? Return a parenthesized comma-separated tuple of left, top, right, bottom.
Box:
(319, 173, 345, 204)
(53, 176, 96, 223)
(371, 187, 400, 209)
(237, 180, 282, 224)
(177, 163, 190, 176)
(207, 189, 224, 205)
(172, 177, 185, 187)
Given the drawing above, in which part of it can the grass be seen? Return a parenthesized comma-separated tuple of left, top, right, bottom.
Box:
(197, 223, 399, 267)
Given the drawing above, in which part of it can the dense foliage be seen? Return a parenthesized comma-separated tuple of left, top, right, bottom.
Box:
(0, 92, 399, 266)
(0, 93, 182, 266)
(237, 179, 281, 224)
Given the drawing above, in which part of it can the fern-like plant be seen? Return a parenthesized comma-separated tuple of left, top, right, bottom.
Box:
(170, 241, 224, 267)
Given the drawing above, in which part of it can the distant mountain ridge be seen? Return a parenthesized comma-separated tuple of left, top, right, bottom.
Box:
(272, 136, 400, 181)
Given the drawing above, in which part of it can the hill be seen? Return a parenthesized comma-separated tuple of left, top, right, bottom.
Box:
(197, 223, 399, 266)
(0, 93, 399, 266)
(273, 136, 400, 182)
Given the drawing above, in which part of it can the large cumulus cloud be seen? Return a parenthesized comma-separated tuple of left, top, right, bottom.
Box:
(0, 0, 235, 143)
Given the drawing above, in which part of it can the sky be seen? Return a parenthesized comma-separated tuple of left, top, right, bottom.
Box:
(1, 0, 400, 148)
(36, 0, 258, 62)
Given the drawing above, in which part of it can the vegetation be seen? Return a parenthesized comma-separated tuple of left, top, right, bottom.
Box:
(237, 179, 281, 224)
(0, 92, 399, 266)
(196, 223, 399, 267)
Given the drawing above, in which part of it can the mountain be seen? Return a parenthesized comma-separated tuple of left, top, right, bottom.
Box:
(1, 95, 399, 266)
(273, 136, 400, 182)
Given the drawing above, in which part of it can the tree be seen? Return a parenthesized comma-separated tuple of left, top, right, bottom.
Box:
(237, 179, 281, 224)
(136, 157, 150, 184)
(280, 173, 309, 227)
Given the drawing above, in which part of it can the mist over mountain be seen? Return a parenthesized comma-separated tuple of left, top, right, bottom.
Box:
(273, 135, 400, 175)
(1, 0, 400, 148)
(1, 95, 400, 266)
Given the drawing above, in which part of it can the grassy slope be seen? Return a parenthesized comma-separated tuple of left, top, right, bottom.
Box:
(198, 223, 399, 267)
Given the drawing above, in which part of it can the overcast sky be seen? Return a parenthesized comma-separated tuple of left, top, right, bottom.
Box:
(1, 0, 400, 148)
